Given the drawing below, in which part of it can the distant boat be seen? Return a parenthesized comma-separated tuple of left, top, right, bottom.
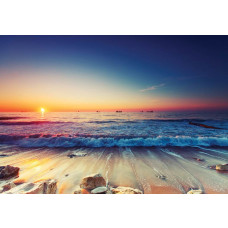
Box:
(116, 110, 122, 113)
(96, 111, 100, 112)
(146, 110, 153, 112)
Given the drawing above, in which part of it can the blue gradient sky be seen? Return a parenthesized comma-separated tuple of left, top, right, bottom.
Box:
(0, 36, 227, 111)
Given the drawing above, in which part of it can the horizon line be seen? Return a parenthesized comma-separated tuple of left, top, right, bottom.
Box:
(0, 108, 228, 113)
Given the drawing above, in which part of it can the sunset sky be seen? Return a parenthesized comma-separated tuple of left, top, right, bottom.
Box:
(0, 35, 227, 112)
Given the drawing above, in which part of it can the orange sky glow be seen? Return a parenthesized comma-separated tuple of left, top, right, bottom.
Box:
(0, 68, 227, 112)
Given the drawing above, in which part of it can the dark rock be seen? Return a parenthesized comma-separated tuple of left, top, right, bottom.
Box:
(0, 165, 20, 179)
(189, 121, 222, 129)
(0, 154, 8, 157)
(156, 175, 166, 180)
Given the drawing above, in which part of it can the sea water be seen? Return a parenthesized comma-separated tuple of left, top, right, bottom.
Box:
(0, 111, 227, 148)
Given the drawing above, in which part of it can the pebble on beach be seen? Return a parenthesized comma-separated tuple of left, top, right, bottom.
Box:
(67, 151, 87, 158)
(91, 186, 108, 194)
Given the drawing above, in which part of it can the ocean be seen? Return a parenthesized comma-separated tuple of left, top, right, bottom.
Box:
(1, 111, 228, 194)
(0, 111, 228, 148)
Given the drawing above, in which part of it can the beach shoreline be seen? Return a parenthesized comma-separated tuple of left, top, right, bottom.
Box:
(1, 145, 228, 194)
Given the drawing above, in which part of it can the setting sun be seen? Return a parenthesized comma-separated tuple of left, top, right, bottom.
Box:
(41, 108, 45, 113)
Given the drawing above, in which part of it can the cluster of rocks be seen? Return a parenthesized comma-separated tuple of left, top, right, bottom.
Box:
(74, 173, 143, 194)
(0, 165, 57, 194)
(0, 166, 143, 194)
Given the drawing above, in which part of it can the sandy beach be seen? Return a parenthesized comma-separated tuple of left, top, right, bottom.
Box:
(1, 145, 228, 194)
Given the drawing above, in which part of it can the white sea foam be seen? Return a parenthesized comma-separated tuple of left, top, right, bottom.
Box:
(0, 135, 227, 147)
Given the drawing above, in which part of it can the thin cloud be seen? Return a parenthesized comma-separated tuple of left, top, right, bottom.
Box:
(140, 83, 165, 92)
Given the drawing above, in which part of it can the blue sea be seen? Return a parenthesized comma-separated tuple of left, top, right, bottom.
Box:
(0, 111, 227, 148)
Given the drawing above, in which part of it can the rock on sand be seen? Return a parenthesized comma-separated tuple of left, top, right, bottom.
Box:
(0, 165, 20, 179)
(80, 173, 106, 190)
(68, 151, 87, 158)
(3, 179, 57, 194)
(216, 164, 228, 171)
(111, 186, 143, 194)
(91, 186, 108, 194)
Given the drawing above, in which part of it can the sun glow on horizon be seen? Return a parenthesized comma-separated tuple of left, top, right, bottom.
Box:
(41, 108, 45, 114)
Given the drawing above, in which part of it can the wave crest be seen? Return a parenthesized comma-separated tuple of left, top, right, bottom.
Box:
(0, 135, 227, 147)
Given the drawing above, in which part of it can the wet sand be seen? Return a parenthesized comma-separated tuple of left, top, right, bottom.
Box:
(1, 145, 228, 194)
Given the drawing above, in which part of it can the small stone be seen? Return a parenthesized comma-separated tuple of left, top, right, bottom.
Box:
(68, 151, 87, 158)
(111, 186, 143, 194)
(80, 173, 106, 190)
(187, 189, 203, 194)
(0, 154, 8, 157)
(156, 175, 166, 180)
(216, 164, 228, 171)
(91, 186, 108, 194)
(0, 165, 20, 180)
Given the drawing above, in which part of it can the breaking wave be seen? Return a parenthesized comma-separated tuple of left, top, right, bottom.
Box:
(0, 134, 227, 148)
